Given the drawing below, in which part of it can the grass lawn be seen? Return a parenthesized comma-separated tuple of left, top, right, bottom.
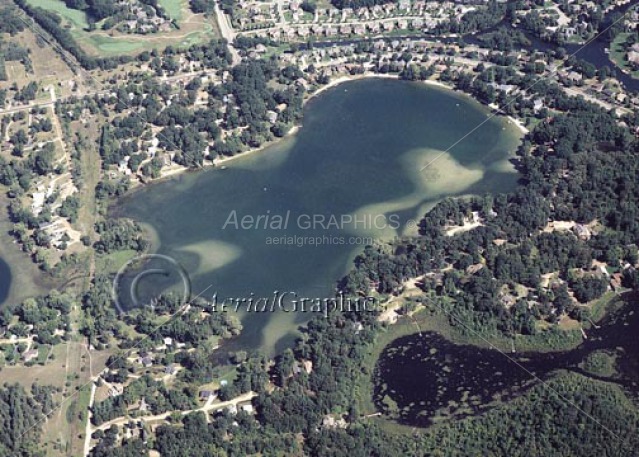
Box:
(95, 249, 138, 274)
(609, 32, 639, 79)
(24, 0, 220, 57)
(588, 291, 624, 324)
(30, 0, 89, 28)
(84, 35, 147, 55)
(37, 344, 52, 364)
(197, 365, 238, 402)
(159, 0, 187, 22)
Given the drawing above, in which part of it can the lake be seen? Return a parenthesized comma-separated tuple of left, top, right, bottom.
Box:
(0, 195, 48, 308)
(0, 258, 9, 304)
(114, 78, 523, 355)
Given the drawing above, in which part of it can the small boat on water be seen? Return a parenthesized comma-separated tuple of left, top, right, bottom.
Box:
(219, 165, 227, 170)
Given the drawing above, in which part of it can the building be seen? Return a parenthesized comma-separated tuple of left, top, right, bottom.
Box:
(23, 349, 38, 363)
(240, 403, 254, 413)
(199, 390, 218, 400)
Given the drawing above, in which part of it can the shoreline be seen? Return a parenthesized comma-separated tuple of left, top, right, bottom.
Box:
(144, 72, 528, 185)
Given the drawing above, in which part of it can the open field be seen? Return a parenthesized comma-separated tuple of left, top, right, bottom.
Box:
(0, 28, 75, 95)
(24, 0, 221, 57)
(0, 337, 113, 457)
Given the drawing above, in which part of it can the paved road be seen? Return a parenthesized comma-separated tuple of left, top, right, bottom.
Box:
(214, 2, 241, 66)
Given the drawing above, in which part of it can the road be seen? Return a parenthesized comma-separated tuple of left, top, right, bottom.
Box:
(239, 15, 430, 36)
(82, 383, 97, 457)
(0, 86, 110, 117)
(87, 391, 257, 436)
(213, 2, 241, 66)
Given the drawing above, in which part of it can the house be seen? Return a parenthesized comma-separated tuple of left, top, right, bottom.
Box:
(593, 264, 610, 278)
(240, 403, 254, 413)
(109, 386, 123, 397)
(23, 349, 38, 363)
(411, 18, 424, 29)
(340, 24, 353, 35)
(573, 224, 592, 240)
(199, 390, 217, 400)
(466, 263, 484, 275)
(295, 77, 309, 89)
(611, 273, 623, 292)
(165, 364, 177, 375)
(298, 27, 310, 38)
(322, 415, 348, 429)
(500, 294, 517, 308)
(266, 110, 278, 124)
(303, 360, 313, 374)
(139, 356, 153, 368)
(285, 27, 296, 40)
(564, 71, 582, 83)
(424, 271, 444, 286)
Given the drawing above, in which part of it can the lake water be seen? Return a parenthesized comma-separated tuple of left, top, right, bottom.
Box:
(115, 78, 522, 355)
(0, 258, 9, 304)
(0, 195, 48, 308)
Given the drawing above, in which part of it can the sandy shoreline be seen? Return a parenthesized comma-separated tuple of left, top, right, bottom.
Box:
(154, 72, 528, 182)
(308, 73, 399, 101)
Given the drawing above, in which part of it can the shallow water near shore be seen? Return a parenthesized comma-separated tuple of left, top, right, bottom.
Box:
(114, 78, 523, 355)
